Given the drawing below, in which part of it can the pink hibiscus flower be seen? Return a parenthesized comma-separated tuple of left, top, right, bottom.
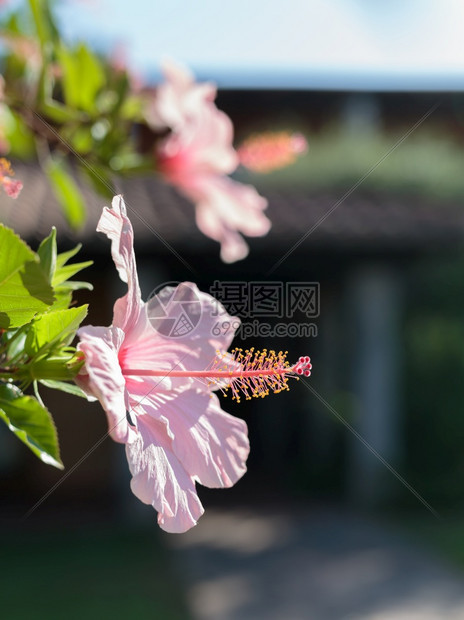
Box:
(76, 195, 311, 532)
(76, 195, 250, 532)
(149, 61, 271, 263)
(237, 131, 308, 173)
(147, 60, 218, 132)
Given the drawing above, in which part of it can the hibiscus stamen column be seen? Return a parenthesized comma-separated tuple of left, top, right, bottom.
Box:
(123, 349, 312, 403)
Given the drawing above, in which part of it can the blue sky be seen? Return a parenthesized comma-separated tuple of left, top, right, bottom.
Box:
(48, 0, 464, 89)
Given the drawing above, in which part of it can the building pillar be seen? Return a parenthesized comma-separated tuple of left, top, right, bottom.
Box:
(346, 264, 403, 505)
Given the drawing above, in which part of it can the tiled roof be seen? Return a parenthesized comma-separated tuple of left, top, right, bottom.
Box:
(2, 162, 464, 255)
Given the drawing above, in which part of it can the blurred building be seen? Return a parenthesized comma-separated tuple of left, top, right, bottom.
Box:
(2, 87, 464, 515)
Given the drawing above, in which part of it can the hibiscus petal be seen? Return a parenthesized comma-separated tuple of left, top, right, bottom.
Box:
(157, 105, 238, 181)
(147, 59, 217, 131)
(120, 304, 200, 392)
(145, 282, 240, 388)
(186, 106, 238, 176)
(194, 176, 270, 263)
(76, 325, 135, 444)
(199, 176, 270, 236)
(159, 390, 250, 489)
(126, 414, 204, 533)
(195, 200, 249, 262)
(97, 195, 142, 332)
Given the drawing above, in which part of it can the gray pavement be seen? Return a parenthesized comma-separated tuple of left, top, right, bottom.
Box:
(168, 506, 464, 620)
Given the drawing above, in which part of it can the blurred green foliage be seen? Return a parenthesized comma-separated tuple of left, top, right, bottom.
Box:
(0, 0, 153, 228)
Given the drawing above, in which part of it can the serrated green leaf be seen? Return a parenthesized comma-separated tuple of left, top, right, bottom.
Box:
(39, 379, 87, 398)
(53, 261, 93, 287)
(49, 290, 72, 312)
(55, 243, 82, 269)
(25, 305, 88, 355)
(37, 227, 57, 283)
(50, 282, 91, 311)
(0, 225, 55, 328)
(51, 244, 92, 308)
(46, 158, 86, 229)
(0, 383, 62, 469)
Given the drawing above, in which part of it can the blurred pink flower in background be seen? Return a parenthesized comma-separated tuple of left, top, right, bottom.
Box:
(76, 196, 249, 533)
(0, 158, 22, 198)
(238, 131, 308, 173)
(148, 61, 271, 263)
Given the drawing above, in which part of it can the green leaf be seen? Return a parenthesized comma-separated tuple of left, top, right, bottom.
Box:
(40, 99, 85, 124)
(1, 109, 35, 159)
(0, 225, 55, 328)
(52, 261, 93, 287)
(25, 305, 88, 356)
(37, 227, 57, 283)
(0, 383, 63, 469)
(28, 0, 52, 50)
(38, 236, 92, 310)
(51, 244, 92, 309)
(57, 43, 105, 113)
(56, 280, 93, 292)
(56, 45, 80, 109)
(46, 158, 86, 229)
(39, 379, 87, 398)
(3, 327, 27, 362)
(69, 126, 93, 154)
(37, 59, 86, 123)
(77, 45, 106, 113)
(49, 289, 72, 312)
(80, 162, 115, 199)
(50, 282, 92, 311)
(120, 94, 143, 121)
(55, 243, 82, 268)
